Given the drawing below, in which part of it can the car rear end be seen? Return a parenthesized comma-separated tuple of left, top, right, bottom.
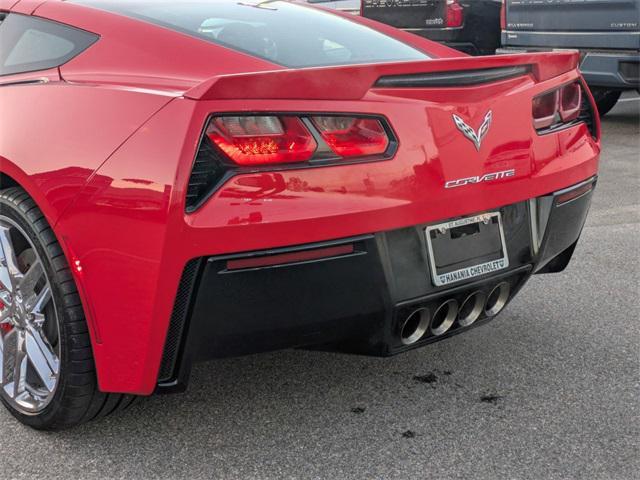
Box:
(47, 0, 600, 395)
(499, 0, 640, 93)
(361, 0, 502, 55)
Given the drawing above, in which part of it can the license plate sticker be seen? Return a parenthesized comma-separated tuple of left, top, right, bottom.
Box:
(425, 213, 509, 287)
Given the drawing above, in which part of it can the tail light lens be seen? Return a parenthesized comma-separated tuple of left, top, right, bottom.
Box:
(206, 114, 392, 167)
(532, 90, 559, 130)
(206, 116, 316, 166)
(559, 82, 582, 122)
(311, 116, 389, 157)
(189, 113, 394, 212)
(533, 81, 592, 134)
(446, 0, 464, 28)
(500, 1, 506, 30)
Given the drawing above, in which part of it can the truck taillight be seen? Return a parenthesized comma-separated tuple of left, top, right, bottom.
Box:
(532, 81, 591, 133)
(446, 0, 464, 28)
(500, 0, 506, 30)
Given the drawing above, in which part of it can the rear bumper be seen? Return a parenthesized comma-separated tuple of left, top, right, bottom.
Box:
(157, 177, 596, 392)
(498, 47, 640, 89)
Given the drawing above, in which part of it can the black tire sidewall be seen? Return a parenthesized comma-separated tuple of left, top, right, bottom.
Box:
(0, 192, 77, 429)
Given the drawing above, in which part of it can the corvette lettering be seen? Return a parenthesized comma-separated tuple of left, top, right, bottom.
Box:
(445, 169, 516, 189)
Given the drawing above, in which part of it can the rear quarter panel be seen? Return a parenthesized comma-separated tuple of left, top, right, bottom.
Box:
(0, 81, 172, 224)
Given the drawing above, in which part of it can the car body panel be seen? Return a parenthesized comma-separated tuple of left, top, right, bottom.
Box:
(0, 0, 600, 394)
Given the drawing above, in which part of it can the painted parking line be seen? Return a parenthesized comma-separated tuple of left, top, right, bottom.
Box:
(619, 97, 640, 103)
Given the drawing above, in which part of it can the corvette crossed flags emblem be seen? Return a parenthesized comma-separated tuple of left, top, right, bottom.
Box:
(452, 111, 493, 152)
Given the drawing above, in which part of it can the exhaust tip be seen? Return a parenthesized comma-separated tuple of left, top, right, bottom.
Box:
(400, 308, 430, 345)
(484, 282, 511, 317)
(458, 291, 486, 327)
(430, 299, 458, 337)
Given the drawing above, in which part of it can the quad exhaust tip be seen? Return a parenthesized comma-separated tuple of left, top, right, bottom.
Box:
(430, 299, 458, 337)
(485, 282, 511, 317)
(458, 291, 486, 328)
(400, 308, 430, 346)
(399, 282, 511, 346)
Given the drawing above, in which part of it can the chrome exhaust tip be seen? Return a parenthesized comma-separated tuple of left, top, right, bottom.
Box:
(484, 282, 511, 317)
(458, 291, 486, 327)
(400, 308, 430, 345)
(430, 299, 458, 337)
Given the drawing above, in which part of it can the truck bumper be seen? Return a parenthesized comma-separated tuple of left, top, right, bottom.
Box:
(498, 47, 640, 89)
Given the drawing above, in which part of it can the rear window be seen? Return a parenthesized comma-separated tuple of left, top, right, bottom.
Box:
(69, 0, 430, 68)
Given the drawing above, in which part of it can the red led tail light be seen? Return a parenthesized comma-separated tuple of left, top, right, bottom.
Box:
(532, 81, 588, 132)
(311, 116, 389, 157)
(206, 116, 317, 166)
(206, 114, 392, 167)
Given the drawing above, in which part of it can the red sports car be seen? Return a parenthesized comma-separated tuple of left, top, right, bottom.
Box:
(0, 0, 599, 429)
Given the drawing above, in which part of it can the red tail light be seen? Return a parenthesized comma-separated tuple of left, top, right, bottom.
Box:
(559, 82, 582, 122)
(532, 90, 559, 130)
(311, 116, 389, 157)
(206, 114, 392, 167)
(206, 116, 317, 166)
(446, 0, 464, 28)
(500, 0, 506, 30)
(533, 81, 590, 132)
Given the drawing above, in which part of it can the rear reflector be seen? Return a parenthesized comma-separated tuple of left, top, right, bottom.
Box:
(226, 244, 355, 270)
(556, 182, 593, 205)
(207, 116, 317, 166)
(311, 116, 389, 157)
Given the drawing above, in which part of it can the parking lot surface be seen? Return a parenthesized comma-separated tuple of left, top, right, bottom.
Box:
(1, 95, 638, 480)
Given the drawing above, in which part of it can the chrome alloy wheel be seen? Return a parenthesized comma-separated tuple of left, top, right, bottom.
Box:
(0, 216, 60, 415)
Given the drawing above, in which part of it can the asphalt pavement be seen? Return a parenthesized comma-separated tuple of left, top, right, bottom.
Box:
(1, 94, 638, 480)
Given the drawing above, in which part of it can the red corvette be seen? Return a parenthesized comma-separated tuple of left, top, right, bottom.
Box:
(0, 0, 599, 429)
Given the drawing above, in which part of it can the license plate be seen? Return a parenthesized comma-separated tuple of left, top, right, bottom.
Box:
(425, 213, 509, 287)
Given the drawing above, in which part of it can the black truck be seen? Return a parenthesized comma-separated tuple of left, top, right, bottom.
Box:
(361, 0, 503, 56)
(498, 0, 640, 116)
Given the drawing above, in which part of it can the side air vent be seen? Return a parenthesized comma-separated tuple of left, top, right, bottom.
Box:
(185, 136, 228, 212)
(577, 88, 598, 139)
(158, 259, 202, 384)
(374, 65, 531, 88)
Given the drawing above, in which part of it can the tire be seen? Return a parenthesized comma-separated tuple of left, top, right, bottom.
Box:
(591, 88, 622, 117)
(0, 187, 136, 430)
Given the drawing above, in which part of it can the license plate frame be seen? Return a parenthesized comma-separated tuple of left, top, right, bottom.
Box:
(425, 212, 509, 287)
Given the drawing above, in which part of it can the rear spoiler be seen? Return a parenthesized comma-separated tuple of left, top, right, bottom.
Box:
(185, 51, 579, 101)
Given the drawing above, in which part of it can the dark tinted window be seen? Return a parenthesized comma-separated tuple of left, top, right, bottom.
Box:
(69, 0, 430, 67)
(0, 14, 98, 76)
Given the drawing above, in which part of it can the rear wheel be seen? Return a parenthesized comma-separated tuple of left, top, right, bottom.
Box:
(0, 187, 136, 430)
(591, 88, 622, 117)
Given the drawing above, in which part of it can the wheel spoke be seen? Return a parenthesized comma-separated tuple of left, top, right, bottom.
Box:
(26, 326, 59, 392)
(20, 259, 44, 303)
(0, 225, 22, 293)
(26, 284, 51, 315)
(2, 328, 27, 398)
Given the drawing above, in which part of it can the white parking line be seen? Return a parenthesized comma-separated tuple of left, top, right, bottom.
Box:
(619, 98, 640, 103)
